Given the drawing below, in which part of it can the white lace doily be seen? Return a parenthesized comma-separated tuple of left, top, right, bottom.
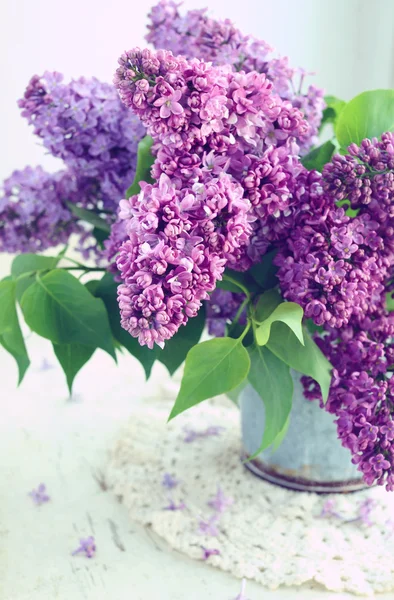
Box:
(106, 397, 394, 597)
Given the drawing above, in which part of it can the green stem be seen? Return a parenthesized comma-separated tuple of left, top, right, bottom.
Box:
(227, 297, 249, 337)
(238, 320, 251, 342)
(222, 274, 251, 299)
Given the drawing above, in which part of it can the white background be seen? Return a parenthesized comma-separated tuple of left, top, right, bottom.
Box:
(1, 2, 394, 598)
(1, 0, 394, 186)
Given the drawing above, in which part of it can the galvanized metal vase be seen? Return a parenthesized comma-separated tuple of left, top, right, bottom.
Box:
(240, 371, 366, 493)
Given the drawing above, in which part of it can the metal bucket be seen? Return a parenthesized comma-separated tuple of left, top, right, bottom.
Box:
(240, 371, 367, 493)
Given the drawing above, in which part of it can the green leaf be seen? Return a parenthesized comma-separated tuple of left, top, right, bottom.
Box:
(53, 343, 95, 393)
(247, 343, 293, 454)
(254, 289, 282, 322)
(20, 270, 116, 359)
(319, 95, 346, 131)
(255, 302, 304, 346)
(226, 379, 247, 405)
(125, 135, 155, 198)
(11, 254, 59, 278)
(84, 279, 100, 296)
(66, 203, 111, 232)
(94, 272, 157, 378)
(267, 322, 332, 402)
(169, 337, 251, 420)
(335, 90, 394, 149)
(92, 226, 109, 248)
(158, 305, 206, 375)
(249, 249, 279, 289)
(0, 280, 30, 384)
(301, 140, 336, 172)
(12, 254, 61, 303)
(386, 292, 394, 312)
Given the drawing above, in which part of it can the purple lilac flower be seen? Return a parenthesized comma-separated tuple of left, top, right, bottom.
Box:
(198, 515, 220, 537)
(275, 168, 388, 329)
(113, 47, 309, 347)
(71, 536, 96, 558)
(305, 311, 394, 490)
(0, 167, 78, 253)
(206, 289, 246, 337)
(146, 1, 325, 154)
(323, 132, 394, 266)
(207, 486, 234, 513)
(201, 546, 221, 560)
(162, 473, 179, 489)
(19, 72, 145, 215)
(29, 483, 50, 506)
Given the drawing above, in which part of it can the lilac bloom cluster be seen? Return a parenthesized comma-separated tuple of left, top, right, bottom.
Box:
(275, 168, 388, 328)
(206, 289, 246, 337)
(113, 47, 308, 347)
(0, 166, 78, 253)
(296, 134, 394, 489)
(146, 0, 325, 154)
(323, 132, 394, 265)
(19, 72, 145, 214)
(309, 307, 394, 490)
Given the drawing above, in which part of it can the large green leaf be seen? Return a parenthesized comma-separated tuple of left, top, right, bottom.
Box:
(301, 140, 336, 172)
(319, 95, 346, 131)
(254, 289, 282, 322)
(0, 280, 30, 384)
(94, 273, 157, 378)
(53, 343, 95, 393)
(247, 343, 293, 454)
(126, 135, 155, 198)
(20, 270, 115, 359)
(66, 203, 111, 232)
(169, 337, 250, 420)
(158, 306, 206, 375)
(267, 322, 332, 402)
(11, 254, 59, 278)
(335, 90, 394, 149)
(255, 301, 304, 346)
(12, 254, 60, 302)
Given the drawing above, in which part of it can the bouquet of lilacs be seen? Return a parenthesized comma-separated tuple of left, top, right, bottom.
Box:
(2, 1, 394, 491)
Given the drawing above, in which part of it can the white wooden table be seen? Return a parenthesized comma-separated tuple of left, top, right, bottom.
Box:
(1, 331, 392, 600)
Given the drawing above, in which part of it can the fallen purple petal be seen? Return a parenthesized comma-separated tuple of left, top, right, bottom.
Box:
(198, 514, 220, 537)
(318, 498, 344, 520)
(163, 498, 186, 511)
(207, 486, 234, 513)
(162, 473, 179, 489)
(183, 425, 224, 443)
(201, 546, 221, 560)
(232, 578, 249, 600)
(39, 358, 54, 371)
(29, 483, 50, 506)
(71, 536, 96, 558)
